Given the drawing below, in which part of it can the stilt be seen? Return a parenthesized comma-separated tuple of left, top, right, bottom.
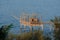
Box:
(32, 27, 33, 32)
(38, 26, 40, 31)
(40, 24, 44, 30)
(32, 26, 34, 40)
(29, 26, 32, 32)
(20, 24, 23, 34)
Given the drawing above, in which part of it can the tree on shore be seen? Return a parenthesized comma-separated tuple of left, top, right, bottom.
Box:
(0, 24, 13, 40)
(50, 16, 60, 40)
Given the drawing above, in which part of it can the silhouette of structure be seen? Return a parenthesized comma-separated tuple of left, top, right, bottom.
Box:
(12, 13, 58, 33)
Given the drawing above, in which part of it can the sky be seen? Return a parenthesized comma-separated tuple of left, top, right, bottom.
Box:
(0, 0, 60, 34)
